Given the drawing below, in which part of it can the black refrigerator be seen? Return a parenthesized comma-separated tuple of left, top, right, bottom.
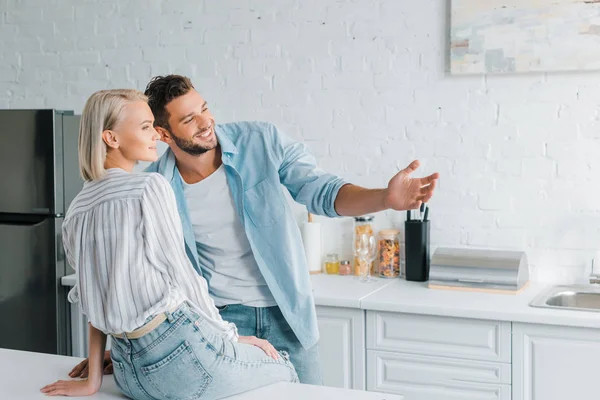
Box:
(0, 109, 82, 355)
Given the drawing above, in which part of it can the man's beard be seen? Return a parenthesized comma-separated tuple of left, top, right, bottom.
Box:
(170, 130, 217, 156)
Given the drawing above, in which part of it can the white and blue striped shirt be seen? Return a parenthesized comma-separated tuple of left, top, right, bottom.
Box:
(63, 168, 237, 340)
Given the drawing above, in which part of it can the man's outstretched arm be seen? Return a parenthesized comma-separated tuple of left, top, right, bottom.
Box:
(334, 160, 439, 217)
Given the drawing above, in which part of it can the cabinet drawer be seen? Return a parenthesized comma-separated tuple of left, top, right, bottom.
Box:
(367, 350, 511, 400)
(367, 311, 511, 362)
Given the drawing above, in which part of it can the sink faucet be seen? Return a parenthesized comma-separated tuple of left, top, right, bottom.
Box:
(590, 259, 600, 284)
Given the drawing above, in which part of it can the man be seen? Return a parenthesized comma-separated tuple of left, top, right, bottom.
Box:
(70, 75, 439, 384)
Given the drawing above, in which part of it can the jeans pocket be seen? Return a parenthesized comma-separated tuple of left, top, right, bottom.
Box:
(111, 360, 133, 399)
(141, 341, 212, 400)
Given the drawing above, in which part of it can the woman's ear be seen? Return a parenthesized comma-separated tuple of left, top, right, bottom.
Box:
(102, 130, 119, 149)
(155, 126, 171, 143)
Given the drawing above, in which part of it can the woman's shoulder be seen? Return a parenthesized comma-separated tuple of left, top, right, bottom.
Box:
(138, 172, 176, 203)
(142, 172, 171, 191)
(66, 172, 168, 219)
(110, 171, 169, 192)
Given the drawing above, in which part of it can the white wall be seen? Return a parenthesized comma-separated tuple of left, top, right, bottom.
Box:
(2, 0, 600, 283)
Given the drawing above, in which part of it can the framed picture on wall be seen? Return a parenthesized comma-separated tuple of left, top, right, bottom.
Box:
(450, 0, 600, 74)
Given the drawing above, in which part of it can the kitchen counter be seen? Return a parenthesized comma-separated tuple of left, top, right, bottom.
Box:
(310, 274, 395, 308)
(0, 348, 124, 399)
(63, 273, 600, 329)
(360, 279, 600, 329)
(0, 349, 401, 400)
(62, 274, 76, 287)
(62, 273, 396, 309)
(225, 381, 401, 399)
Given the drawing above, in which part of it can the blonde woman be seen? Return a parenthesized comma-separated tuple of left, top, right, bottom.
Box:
(41, 89, 298, 399)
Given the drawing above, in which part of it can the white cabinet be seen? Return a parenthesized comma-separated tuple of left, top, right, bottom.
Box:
(366, 311, 512, 399)
(367, 351, 510, 400)
(316, 306, 366, 390)
(367, 311, 511, 362)
(513, 323, 600, 400)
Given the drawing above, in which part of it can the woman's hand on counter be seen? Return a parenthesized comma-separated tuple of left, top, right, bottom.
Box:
(40, 378, 101, 397)
(68, 350, 113, 379)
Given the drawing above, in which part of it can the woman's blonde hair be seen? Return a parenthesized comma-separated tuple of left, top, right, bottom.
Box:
(78, 89, 148, 181)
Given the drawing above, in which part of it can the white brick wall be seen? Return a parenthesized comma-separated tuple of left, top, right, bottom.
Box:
(2, 0, 600, 283)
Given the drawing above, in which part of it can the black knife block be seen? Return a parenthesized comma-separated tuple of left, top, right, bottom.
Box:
(404, 220, 430, 282)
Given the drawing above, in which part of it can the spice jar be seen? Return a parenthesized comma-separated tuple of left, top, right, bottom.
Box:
(378, 229, 400, 278)
(353, 215, 375, 276)
(339, 260, 352, 275)
(324, 253, 340, 275)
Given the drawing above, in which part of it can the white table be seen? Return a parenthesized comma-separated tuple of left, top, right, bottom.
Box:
(0, 349, 125, 399)
(0, 349, 402, 399)
(225, 382, 402, 399)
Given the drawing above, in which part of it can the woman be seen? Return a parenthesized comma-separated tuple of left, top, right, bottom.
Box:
(41, 89, 298, 399)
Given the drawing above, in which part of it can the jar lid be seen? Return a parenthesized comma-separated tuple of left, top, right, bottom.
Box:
(354, 215, 374, 222)
(340, 260, 351, 265)
(379, 229, 400, 236)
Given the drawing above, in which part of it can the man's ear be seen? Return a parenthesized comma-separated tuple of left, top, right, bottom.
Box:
(102, 130, 119, 149)
(155, 126, 171, 143)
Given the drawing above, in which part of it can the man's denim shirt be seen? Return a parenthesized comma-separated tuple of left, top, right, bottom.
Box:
(145, 121, 347, 349)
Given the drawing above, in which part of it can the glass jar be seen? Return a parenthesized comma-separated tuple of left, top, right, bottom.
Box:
(324, 253, 340, 274)
(378, 229, 400, 278)
(353, 215, 375, 276)
(339, 260, 352, 275)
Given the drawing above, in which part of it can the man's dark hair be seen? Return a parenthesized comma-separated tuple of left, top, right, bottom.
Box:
(144, 75, 195, 130)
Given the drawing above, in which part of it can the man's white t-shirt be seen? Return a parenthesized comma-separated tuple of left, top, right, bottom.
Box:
(181, 164, 277, 308)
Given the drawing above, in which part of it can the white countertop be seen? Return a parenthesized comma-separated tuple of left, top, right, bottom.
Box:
(0, 349, 401, 400)
(310, 274, 396, 308)
(0, 348, 125, 399)
(62, 273, 397, 309)
(63, 273, 600, 329)
(224, 381, 401, 399)
(360, 279, 600, 329)
(62, 274, 76, 287)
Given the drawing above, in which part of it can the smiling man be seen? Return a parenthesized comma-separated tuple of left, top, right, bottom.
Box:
(71, 74, 439, 384)
(144, 74, 439, 384)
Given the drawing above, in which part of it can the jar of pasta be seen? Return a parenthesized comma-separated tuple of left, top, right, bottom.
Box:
(353, 215, 375, 276)
(378, 229, 400, 278)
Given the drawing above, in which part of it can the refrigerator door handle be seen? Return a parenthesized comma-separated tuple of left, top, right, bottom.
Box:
(56, 232, 65, 262)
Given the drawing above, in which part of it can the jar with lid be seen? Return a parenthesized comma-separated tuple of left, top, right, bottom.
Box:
(324, 253, 340, 274)
(378, 229, 400, 278)
(353, 215, 375, 276)
(339, 260, 352, 275)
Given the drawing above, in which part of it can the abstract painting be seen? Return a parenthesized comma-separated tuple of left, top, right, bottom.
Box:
(451, 0, 600, 74)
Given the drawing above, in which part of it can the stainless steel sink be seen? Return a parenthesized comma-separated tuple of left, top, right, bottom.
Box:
(529, 285, 600, 312)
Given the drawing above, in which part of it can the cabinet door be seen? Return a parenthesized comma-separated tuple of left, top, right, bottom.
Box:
(367, 350, 511, 400)
(367, 311, 511, 363)
(316, 306, 365, 390)
(513, 323, 600, 400)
